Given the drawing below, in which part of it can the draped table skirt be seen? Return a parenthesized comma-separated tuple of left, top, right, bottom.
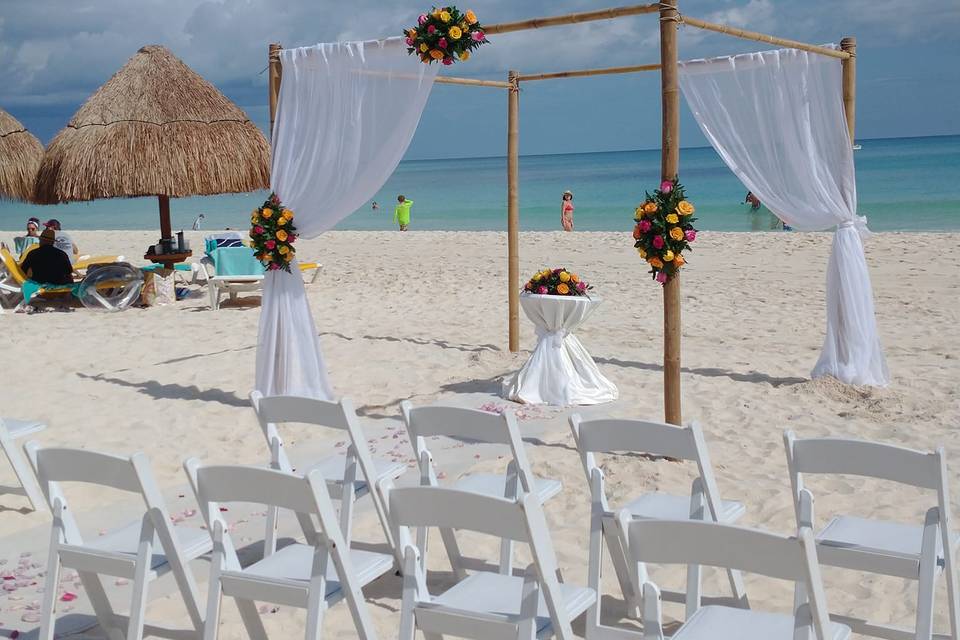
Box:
(501, 294, 618, 406)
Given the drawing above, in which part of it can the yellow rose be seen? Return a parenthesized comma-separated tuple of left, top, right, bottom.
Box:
(460, 21, 469, 31)
(532, 273, 541, 282)
(276, 229, 288, 242)
(663, 250, 675, 262)
(677, 200, 695, 215)
(283, 210, 293, 220)
(459, 50, 470, 61)
(279, 245, 289, 255)
(419, 43, 428, 52)
(449, 26, 462, 39)
(407, 29, 417, 39)
(541, 269, 551, 278)
(430, 49, 444, 60)
(439, 10, 451, 22)
(284, 252, 293, 262)
(559, 271, 570, 282)
(432, 8, 440, 17)
(637, 247, 647, 259)
(465, 9, 478, 24)
(261, 208, 273, 219)
(649, 257, 664, 269)
(643, 202, 658, 214)
(251, 216, 259, 224)
(666, 213, 679, 224)
(669, 226, 684, 241)
(556, 283, 570, 295)
(278, 217, 287, 226)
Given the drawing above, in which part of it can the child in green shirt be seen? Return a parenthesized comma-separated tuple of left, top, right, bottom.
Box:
(394, 195, 413, 231)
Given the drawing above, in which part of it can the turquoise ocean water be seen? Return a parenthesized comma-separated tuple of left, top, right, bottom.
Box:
(2, 134, 957, 233)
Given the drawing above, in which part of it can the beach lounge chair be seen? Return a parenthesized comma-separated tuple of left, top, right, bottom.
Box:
(784, 432, 960, 640)
(390, 485, 596, 640)
(617, 519, 849, 640)
(199, 246, 264, 310)
(568, 415, 747, 635)
(250, 392, 407, 562)
(25, 444, 210, 640)
(0, 416, 46, 511)
(184, 461, 389, 640)
(0, 244, 75, 309)
(401, 402, 563, 578)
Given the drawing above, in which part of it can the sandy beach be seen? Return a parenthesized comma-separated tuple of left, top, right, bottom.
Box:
(1, 229, 958, 638)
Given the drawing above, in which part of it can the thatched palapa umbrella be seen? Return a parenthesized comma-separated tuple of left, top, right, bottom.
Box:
(0, 107, 44, 202)
(35, 45, 270, 267)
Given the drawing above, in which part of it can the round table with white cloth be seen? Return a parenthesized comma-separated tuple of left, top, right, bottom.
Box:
(501, 293, 618, 406)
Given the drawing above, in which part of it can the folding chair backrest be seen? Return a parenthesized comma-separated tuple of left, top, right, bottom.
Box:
(1, 246, 27, 285)
(196, 464, 325, 515)
(252, 392, 353, 432)
(626, 519, 832, 639)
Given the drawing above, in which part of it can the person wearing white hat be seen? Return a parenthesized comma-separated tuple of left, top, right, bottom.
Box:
(561, 190, 574, 232)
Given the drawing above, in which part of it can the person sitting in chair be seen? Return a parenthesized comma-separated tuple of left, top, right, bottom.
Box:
(20, 228, 74, 285)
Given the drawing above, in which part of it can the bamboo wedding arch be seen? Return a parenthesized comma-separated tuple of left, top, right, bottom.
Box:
(267, 2, 857, 425)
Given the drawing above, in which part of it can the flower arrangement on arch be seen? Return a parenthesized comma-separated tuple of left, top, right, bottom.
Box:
(523, 268, 592, 296)
(632, 178, 698, 284)
(404, 6, 488, 65)
(250, 193, 298, 273)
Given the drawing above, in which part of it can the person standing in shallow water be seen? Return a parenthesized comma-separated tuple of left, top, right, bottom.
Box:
(394, 195, 413, 231)
(560, 190, 574, 231)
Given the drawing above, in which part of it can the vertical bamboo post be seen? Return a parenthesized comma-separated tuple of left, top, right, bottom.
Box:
(268, 43, 283, 141)
(840, 37, 856, 145)
(660, 0, 682, 425)
(507, 70, 521, 353)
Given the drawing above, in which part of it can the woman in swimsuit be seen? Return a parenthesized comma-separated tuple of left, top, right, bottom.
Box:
(561, 190, 574, 232)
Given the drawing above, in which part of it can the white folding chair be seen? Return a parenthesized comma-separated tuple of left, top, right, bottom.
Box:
(618, 518, 850, 640)
(250, 392, 406, 561)
(401, 402, 563, 578)
(0, 416, 46, 510)
(390, 485, 596, 640)
(784, 432, 960, 640)
(568, 415, 747, 635)
(184, 460, 391, 640)
(25, 444, 210, 640)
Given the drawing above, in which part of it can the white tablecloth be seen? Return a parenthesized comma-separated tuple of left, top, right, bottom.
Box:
(501, 294, 618, 406)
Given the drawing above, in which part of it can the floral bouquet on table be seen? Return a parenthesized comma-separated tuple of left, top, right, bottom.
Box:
(523, 268, 592, 296)
(250, 193, 298, 273)
(632, 178, 698, 284)
(404, 6, 488, 65)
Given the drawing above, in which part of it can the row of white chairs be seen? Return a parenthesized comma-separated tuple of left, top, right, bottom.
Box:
(10, 396, 960, 640)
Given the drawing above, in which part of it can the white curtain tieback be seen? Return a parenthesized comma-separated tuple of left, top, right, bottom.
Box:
(535, 326, 568, 349)
(838, 215, 871, 240)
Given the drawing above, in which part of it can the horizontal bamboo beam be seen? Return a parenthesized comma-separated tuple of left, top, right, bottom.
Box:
(436, 76, 512, 88)
(681, 16, 851, 60)
(484, 3, 659, 35)
(518, 63, 660, 82)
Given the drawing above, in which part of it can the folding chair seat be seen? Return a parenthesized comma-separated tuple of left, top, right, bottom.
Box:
(250, 392, 406, 560)
(26, 444, 209, 640)
(620, 518, 850, 640)
(390, 485, 596, 640)
(0, 416, 46, 510)
(401, 402, 562, 578)
(185, 460, 388, 640)
(785, 432, 960, 640)
(568, 415, 747, 637)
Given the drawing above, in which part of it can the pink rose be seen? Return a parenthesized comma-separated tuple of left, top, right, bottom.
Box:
(288, 234, 296, 243)
(537, 286, 548, 295)
(265, 240, 276, 250)
(655, 271, 668, 284)
(685, 229, 697, 242)
(427, 24, 436, 34)
(638, 219, 651, 233)
(406, 37, 414, 46)
(576, 281, 586, 291)
(268, 263, 280, 271)
(442, 57, 453, 65)
(660, 180, 673, 193)
(471, 30, 485, 41)
(254, 225, 264, 234)
(652, 235, 664, 249)
(438, 37, 447, 49)
(418, 14, 428, 24)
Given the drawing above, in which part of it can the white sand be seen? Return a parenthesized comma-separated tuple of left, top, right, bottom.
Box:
(0, 229, 957, 638)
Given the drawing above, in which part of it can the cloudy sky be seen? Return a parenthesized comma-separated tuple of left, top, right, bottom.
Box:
(2, 0, 958, 159)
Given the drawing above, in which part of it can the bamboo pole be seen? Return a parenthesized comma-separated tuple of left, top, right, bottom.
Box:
(660, 0, 682, 426)
(436, 76, 511, 89)
(485, 3, 658, 35)
(840, 37, 856, 145)
(518, 63, 660, 82)
(268, 43, 283, 139)
(681, 16, 851, 60)
(507, 70, 520, 353)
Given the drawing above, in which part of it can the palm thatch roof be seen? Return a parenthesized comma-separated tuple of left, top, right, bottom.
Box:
(0, 107, 44, 202)
(35, 45, 269, 204)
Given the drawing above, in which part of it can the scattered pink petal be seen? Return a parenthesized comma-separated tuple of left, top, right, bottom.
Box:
(437, 472, 447, 480)
(10, 630, 20, 639)
(218, 507, 229, 512)
(115, 579, 129, 586)
(3, 583, 17, 592)
(473, 454, 481, 459)
(60, 592, 77, 602)
(3, 576, 14, 581)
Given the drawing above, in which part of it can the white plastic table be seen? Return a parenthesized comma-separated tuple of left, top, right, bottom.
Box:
(501, 293, 618, 406)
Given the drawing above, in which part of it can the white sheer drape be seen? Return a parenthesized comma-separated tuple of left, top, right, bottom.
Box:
(256, 38, 437, 398)
(678, 47, 888, 386)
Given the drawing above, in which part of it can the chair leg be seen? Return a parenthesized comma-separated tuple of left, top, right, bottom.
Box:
(125, 529, 153, 640)
(916, 510, 939, 640)
(79, 571, 125, 640)
(304, 593, 326, 640)
(603, 525, 641, 618)
(585, 512, 604, 640)
(1, 432, 46, 511)
(37, 547, 61, 640)
(235, 598, 269, 640)
(264, 504, 279, 557)
(202, 567, 222, 640)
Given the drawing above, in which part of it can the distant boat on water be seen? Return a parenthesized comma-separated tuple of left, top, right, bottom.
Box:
(853, 144, 862, 150)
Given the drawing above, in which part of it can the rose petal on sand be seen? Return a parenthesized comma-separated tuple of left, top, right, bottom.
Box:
(60, 592, 78, 602)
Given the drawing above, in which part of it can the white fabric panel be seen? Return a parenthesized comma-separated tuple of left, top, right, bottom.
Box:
(256, 38, 438, 398)
(678, 47, 888, 386)
(502, 295, 618, 406)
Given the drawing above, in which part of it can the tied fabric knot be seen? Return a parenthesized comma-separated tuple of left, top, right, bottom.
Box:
(535, 325, 567, 349)
(838, 215, 871, 240)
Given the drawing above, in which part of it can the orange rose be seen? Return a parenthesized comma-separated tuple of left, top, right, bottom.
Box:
(643, 202, 658, 214)
(556, 283, 570, 295)
(674, 254, 686, 267)
(669, 226, 684, 241)
(465, 9, 478, 24)
(648, 257, 664, 269)
(570, 274, 580, 283)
